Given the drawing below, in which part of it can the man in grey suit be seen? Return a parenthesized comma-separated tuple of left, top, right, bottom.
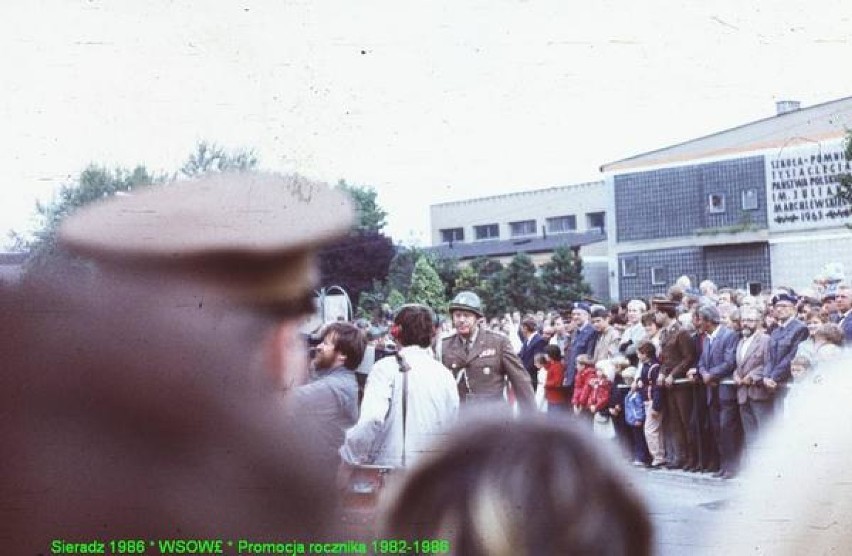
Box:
(733, 306, 771, 457)
(836, 284, 852, 345)
(690, 305, 739, 478)
(763, 292, 809, 415)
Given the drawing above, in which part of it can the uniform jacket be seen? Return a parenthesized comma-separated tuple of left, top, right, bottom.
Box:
(658, 321, 698, 379)
(765, 318, 809, 383)
(442, 328, 536, 410)
(733, 331, 771, 404)
(563, 323, 596, 387)
(591, 326, 621, 364)
(699, 325, 738, 402)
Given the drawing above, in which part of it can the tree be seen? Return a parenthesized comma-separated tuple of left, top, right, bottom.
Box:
(11, 165, 160, 268)
(179, 141, 258, 177)
(386, 247, 421, 298)
(454, 265, 481, 292)
(502, 253, 542, 314)
(317, 231, 396, 312)
(430, 254, 460, 301)
(408, 256, 448, 313)
(538, 246, 593, 310)
(336, 180, 388, 233)
(461, 257, 509, 319)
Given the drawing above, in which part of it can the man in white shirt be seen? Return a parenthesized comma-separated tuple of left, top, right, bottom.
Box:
(341, 304, 459, 468)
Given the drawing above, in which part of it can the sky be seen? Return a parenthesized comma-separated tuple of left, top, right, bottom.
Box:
(2, 0, 851, 248)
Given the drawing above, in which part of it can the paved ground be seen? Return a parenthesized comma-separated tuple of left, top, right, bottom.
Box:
(626, 467, 740, 555)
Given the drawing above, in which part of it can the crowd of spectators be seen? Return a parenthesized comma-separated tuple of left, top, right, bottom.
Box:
(491, 274, 852, 479)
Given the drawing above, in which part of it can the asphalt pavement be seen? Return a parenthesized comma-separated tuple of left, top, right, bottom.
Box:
(625, 466, 740, 556)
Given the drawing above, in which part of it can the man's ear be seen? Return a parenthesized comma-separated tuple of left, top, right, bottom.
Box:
(265, 320, 308, 390)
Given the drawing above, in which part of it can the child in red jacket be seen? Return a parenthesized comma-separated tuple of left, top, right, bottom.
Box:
(543, 344, 569, 413)
(586, 361, 612, 416)
(571, 354, 596, 413)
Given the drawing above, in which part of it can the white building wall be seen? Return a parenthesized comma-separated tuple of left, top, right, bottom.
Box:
(430, 181, 607, 245)
(770, 231, 852, 291)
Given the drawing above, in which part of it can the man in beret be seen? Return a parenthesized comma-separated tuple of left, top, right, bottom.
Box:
(763, 292, 810, 414)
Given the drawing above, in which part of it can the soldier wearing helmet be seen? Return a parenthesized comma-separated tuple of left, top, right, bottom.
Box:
(441, 291, 535, 410)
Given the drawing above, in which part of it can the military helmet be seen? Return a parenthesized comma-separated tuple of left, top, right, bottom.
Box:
(449, 291, 484, 318)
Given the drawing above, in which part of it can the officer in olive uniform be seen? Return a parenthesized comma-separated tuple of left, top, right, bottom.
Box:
(441, 291, 536, 410)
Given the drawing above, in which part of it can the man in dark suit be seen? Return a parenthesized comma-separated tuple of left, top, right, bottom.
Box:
(442, 291, 536, 411)
(692, 305, 739, 478)
(562, 302, 597, 399)
(836, 284, 852, 345)
(654, 298, 699, 470)
(518, 316, 549, 391)
(764, 292, 809, 415)
(733, 306, 771, 460)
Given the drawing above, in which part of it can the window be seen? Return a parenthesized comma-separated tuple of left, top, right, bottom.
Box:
(707, 193, 726, 213)
(651, 266, 667, 286)
(509, 219, 536, 237)
(546, 215, 576, 234)
(474, 223, 500, 240)
(741, 189, 758, 211)
(440, 227, 464, 243)
(621, 257, 637, 278)
(586, 212, 606, 233)
(746, 282, 762, 296)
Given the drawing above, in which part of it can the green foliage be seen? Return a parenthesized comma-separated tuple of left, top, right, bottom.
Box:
(458, 257, 509, 319)
(179, 141, 258, 177)
(538, 246, 592, 310)
(502, 253, 541, 313)
(11, 165, 160, 267)
(429, 254, 460, 301)
(336, 179, 388, 233)
(454, 265, 481, 292)
(386, 289, 406, 311)
(408, 256, 448, 313)
(386, 247, 421, 297)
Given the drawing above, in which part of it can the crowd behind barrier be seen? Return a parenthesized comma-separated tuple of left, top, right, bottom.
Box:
(339, 272, 851, 487)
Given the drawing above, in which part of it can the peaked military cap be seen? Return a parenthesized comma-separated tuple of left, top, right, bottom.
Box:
(59, 172, 353, 312)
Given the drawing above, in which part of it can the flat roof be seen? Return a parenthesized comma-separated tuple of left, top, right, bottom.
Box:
(601, 95, 852, 173)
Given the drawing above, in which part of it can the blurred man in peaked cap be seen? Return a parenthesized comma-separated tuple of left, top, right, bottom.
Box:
(58, 171, 354, 388)
(0, 172, 353, 552)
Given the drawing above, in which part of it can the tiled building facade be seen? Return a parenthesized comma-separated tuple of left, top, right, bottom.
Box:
(604, 97, 852, 301)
